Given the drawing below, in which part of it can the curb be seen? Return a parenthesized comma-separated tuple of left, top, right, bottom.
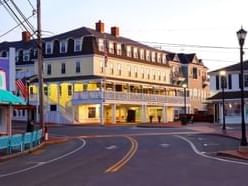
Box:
(216, 151, 248, 160)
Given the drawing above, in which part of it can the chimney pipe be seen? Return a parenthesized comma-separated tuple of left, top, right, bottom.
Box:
(95, 20, 104, 33)
(111, 27, 119, 37)
(22, 31, 31, 42)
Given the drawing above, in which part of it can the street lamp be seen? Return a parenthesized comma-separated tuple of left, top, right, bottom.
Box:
(182, 83, 187, 115)
(220, 70, 226, 130)
(237, 27, 247, 146)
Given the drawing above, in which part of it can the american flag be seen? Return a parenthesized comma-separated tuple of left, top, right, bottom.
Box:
(15, 78, 28, 99)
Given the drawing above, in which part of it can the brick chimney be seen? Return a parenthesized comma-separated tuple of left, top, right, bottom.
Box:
(95, 20, 104, 33)
(111, 26, 119, 37)
(22, 31, 31, 42)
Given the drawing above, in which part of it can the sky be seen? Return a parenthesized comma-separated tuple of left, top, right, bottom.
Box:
(1, 0, 248, 71)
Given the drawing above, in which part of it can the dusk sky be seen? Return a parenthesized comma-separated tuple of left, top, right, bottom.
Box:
(1, 0, 248, 71)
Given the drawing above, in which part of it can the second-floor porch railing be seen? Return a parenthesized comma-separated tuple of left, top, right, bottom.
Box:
(72, 90, 189, 106)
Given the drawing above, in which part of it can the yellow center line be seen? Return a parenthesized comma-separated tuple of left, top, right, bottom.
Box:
(105, 136, 138, 173)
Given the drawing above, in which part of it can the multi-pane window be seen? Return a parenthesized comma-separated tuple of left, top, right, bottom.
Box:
(46, 42, 53, 54)
(163, 73, 166, 81)
(192, 67, 198, 79)
(158, 71, 161, 81)
(141, 69, 144, 79)
(157, 53, 161, 63)
(118, 64, 121, 75)
(75, 61, 80, 73)
(133, 47, 138, 58)
(146, 50, 150, 61)
(147, 69, 150, 79)
(44, 87, 48, 96)
(140, 49, 144, 60)
(59, 85, 62, 96)
(244, 75, 248, 87)
(88, 107, 96, 118)
(68, 85, 72, 96)
(98, 39, 104, 52)
(74, 39, 81, 52)
(126, 46, 132, 57)
(108, 41, 114, 54)
(153, 71, 156, 80)
(61, 63, 66, 74)
(47, 64, 52, 75)
(116, 43, 122, 55)
(60, 40, 67, 53)
(23, 50, 30, 61)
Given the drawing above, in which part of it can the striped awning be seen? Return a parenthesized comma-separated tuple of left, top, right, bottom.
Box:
(0, 89, 26, 105)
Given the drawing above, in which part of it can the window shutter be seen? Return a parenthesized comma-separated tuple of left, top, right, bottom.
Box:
(228, 74, 232, 89)
(216, 75, 219, 90)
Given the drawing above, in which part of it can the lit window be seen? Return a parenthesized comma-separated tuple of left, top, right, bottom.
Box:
(147, 69, 150, 79)
(126, 46, 132, 57)
(133, 47, 138, 58)
(45, 42, 53, 54)
(158, 71, 161, 81)
(44, 87, 48, 96)
(111, 64, 114, 74)
(141, 69, 144, 79)
(60, 40, 67, 53)
(100, 61, 104, 73)
(74, 39, 81, 52)
(153, 71, 156, 80)
(88, 107, 96, 118)
(116, 43, 122, 55)
(98, 39, 104, 52)
(75, 61, 80, 73)
(140, 49, 144, 60)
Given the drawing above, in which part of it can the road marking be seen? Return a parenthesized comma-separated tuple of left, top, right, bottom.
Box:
(160, 143, 170, 148)
(197, 137, 205, 141)
(0, 138, 86, 178)
(105, 136, 138, 173)
(203, 143, 219, 147)
(175, 135, 248, 166)
(105, 145, 117, 150)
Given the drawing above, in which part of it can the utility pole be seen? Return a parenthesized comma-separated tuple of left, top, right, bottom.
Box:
(37, 0, 44, 132)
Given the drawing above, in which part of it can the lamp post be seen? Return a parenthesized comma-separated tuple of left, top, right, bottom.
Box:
(182, 83, 187, 115)
(220, 70, 226, 130)
(237, 27, 247, 146)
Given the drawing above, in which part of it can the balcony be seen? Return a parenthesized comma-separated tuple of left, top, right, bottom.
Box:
(171, 72, 185, 85)
(71, 90, 189, 106)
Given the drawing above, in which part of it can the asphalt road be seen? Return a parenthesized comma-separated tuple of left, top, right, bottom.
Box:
(0, 126, 247, 186)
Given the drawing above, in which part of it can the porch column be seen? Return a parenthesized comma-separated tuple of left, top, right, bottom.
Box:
(141, 104, 147, 123)
(111, 104, 116, 124)
(162, 105, 167, 123)
(56, 83, 61, 124)
(100, 103, 104, 126)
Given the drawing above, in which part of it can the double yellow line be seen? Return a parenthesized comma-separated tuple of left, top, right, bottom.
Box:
(105, 136, 138, 173)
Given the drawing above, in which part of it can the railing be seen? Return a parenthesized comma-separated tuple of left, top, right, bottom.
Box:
(72, 90, 189, 105)
(0, 129, 42, 155)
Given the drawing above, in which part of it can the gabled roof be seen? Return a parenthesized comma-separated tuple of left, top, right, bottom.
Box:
(177, 53, 196, 64)
(209, 60, 248, 74)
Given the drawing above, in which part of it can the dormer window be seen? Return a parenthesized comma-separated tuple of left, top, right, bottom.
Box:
(133, 47, 138, 58)
(45, 42, 53, 54)
(108, 41, 114, 54)
(140, 49, 144, 60)
(60, 40, 67, 53)
(126, 46, 132, 57)
(74, 39, 81, 52)
(146, 50, 150, 61)
(162, 54, 167, 64)
(151, 51, 156, 62)
(98, 39, 104, 52)
(116, 43, 122, 55)
(157, 53, 161, 63)
(23, 50, 30, 61)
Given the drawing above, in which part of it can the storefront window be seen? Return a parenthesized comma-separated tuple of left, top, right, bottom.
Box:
(88, 107, 96, 118)
(225, 102, 240, 116)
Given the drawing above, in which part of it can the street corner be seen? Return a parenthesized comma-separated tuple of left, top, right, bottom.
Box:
(216, 150, 248, 161)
